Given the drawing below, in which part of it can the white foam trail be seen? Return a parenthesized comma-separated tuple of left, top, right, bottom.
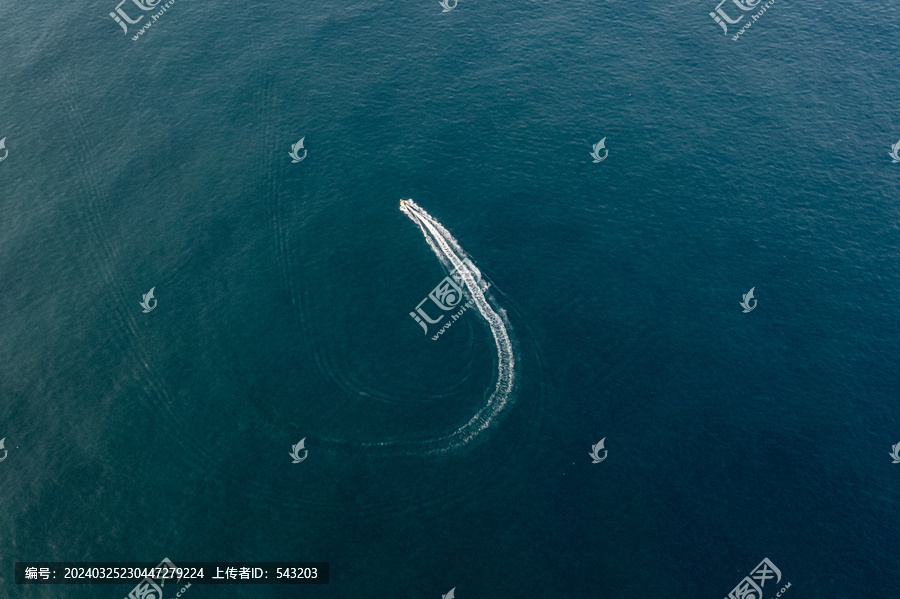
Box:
(314, 200, 516, 455)
(400, 199, 516, 453)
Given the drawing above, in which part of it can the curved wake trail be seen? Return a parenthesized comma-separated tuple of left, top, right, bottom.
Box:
(398, 199, 516, 453)
(313, 200, 516, 456)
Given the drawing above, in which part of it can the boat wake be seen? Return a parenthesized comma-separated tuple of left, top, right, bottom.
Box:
(398, 199, 516, 454)
(310, 199, 517, 456)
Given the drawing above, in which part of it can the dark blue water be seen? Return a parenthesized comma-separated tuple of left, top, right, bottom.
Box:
(1, 0, 899, 596)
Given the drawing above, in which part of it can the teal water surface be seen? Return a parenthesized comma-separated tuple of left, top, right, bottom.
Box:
(1, 0, 899, 597)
